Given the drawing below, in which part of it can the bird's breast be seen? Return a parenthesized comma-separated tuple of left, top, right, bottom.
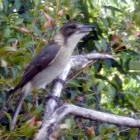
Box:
(31, 46, 72, 90)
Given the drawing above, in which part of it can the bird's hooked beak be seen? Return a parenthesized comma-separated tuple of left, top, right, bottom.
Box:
(79, 24, 97, 33)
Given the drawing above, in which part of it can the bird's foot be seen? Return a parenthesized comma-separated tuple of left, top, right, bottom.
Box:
(52, 78, 65, 86)
(43, 89, 60, 103)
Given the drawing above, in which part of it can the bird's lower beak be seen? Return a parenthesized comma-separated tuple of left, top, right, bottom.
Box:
(80, 25, 97, 33)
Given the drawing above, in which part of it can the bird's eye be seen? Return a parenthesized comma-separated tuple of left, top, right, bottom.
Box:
(69, 25, 76, 29)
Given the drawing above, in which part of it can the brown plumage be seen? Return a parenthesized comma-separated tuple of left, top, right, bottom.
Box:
(9, 41, 60, 94)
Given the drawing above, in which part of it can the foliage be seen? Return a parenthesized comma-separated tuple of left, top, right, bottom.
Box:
(0, 0, 140, 139)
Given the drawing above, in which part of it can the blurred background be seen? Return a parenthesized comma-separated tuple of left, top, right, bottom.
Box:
(0, 0, 140, 139)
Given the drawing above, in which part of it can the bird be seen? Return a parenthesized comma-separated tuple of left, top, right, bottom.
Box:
(9, 21, 97, 130)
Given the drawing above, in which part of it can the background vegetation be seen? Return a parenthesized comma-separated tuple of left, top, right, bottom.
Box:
(0, 0, 140, 139)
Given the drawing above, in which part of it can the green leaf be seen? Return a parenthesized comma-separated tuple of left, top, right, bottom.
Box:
(104, 59, 112, 68)
(97, 82, 105, 92)
(135, 97, 140, 109)
(98, 36, 107, 51)
(25, 41, 37, 46)
(15, 18, 24, 25)
(33, 25, 41, 37)
(0, 13, 8, 22)
(121, 0, 127, 4)
(35, 104, 43, 115)
(3, 28, 11, 37)
(104, 6, 122, 13)
(65, 118, 76, 130)
(108, 85, 116, 97)
(95, 41, 102, 51)
(15, 0, 22, 11)
(68, 80, 81, 87)
(3, 111, 12, 128)
(23, 126, 36, 136)
(0, 46, 16, 53)
(65, 136, 73, 140)
(1, 59, 7, 67)
(102, 18, 109, 27)
(30, 107, 36, 112)
(129, 61, 140, 70)
(113, 75, 122, 89)
(3, 0, 8, 13)
(0, 79, 11, 83)
(82, 83, 89, 91)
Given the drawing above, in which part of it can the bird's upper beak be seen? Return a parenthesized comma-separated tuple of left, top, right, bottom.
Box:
(79, 25, 97, 33)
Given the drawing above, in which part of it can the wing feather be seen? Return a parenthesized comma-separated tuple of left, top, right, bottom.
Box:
(10, 41, 60, 93)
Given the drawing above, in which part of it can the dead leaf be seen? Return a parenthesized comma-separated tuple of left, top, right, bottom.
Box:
(132, 31, 140, 36)
(87, 126, 95, 136)
(35, 121, 42, 127)
(58, 9, 64, 16)
(75, 96, 84, 101)
(12, 40, 18, 50)
(14, 26, 31, 34)
(27, 116, 36, 126)
(38, 38, 47, 43)
(125, 20, 132, 29)
(43, 21, 52, 28)
(112, 32, 119, 44)
(52, 129, 60, 140)
(40, 9, 52, 21)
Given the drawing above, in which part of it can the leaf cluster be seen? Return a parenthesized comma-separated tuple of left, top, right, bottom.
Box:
(0, 0, 140, 139)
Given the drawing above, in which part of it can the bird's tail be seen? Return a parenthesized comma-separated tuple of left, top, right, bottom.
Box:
(9, 84, 25, 130)
(10, 82, 32, 130)
(10, 92, 25, 130)
(9, 82, 24, 94)
(9, 87, 18, 94)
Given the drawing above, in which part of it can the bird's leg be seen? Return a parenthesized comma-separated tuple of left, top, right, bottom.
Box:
(43, 78, 65, 105)
(43, 89, 60, 103)
(51, 78, 66, 105)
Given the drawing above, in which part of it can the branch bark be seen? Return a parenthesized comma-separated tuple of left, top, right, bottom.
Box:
(34, 103, 140, 140)
(34, 53, 120, 140)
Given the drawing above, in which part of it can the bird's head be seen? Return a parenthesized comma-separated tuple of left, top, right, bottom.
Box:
(54, 21, 97, 47)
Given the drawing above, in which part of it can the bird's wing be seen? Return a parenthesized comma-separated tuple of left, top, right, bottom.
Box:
(10, 41, 61, 93)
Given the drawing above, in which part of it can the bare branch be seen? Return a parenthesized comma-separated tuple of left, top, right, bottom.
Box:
(34, 53, 119, 140)
(43, 62, 71, 120)
(43, 53, 117, 120)
(34, 103, 140, 140)
(71, 53, 118, 68)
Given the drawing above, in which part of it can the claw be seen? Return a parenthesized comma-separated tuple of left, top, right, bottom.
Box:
(52, 78, 65, 86)
(43, 89, 60, 103)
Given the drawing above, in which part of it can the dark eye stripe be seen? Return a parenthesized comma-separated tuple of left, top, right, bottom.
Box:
(69, 25, 76, 29)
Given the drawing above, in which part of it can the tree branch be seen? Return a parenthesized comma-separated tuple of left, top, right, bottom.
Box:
(34, 103, 140, 140)
(71, 53, 118, 68)
(34, 53, 119, 140)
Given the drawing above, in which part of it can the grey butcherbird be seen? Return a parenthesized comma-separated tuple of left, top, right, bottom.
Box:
(9, 21, 97, 130)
